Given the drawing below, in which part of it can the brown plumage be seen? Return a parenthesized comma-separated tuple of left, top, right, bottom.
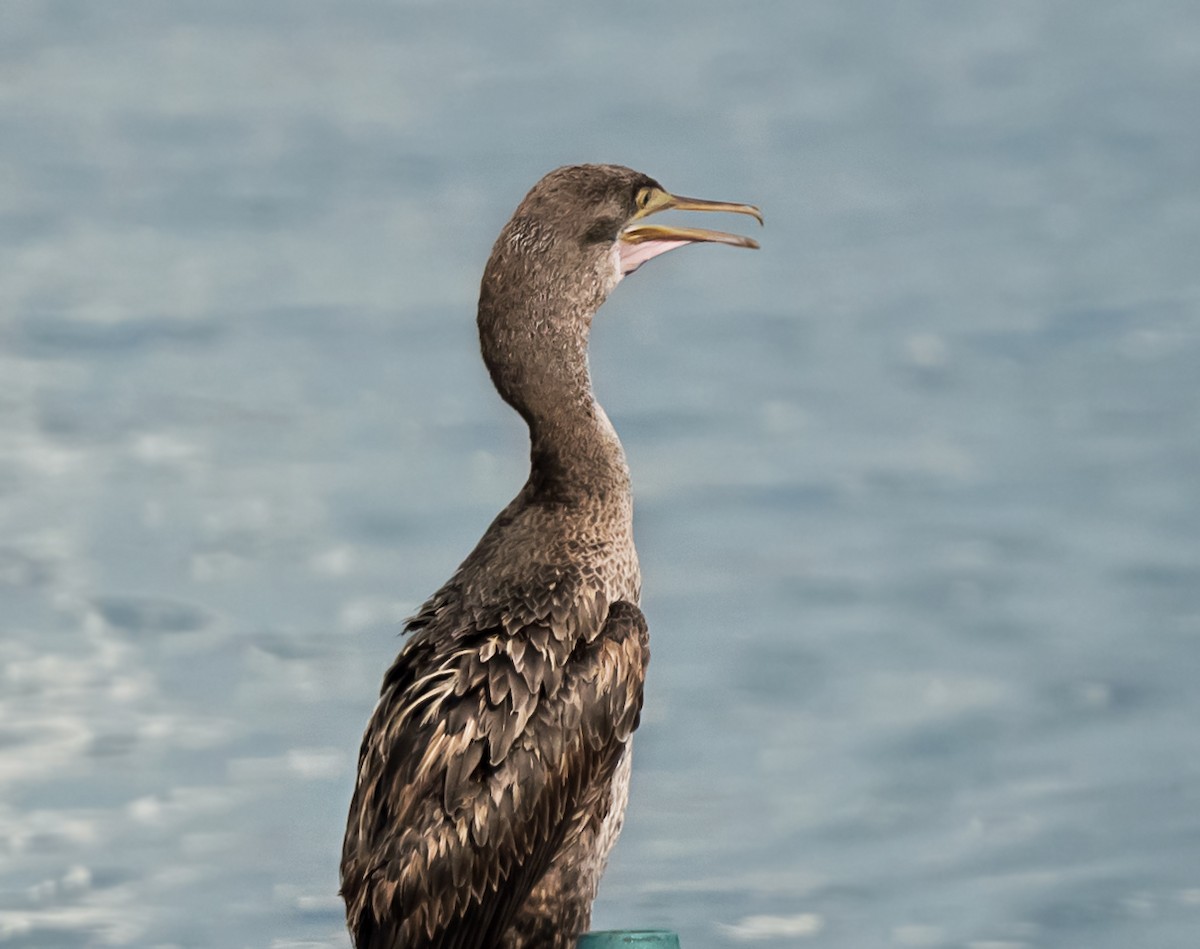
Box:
(341, 164, 760, 949)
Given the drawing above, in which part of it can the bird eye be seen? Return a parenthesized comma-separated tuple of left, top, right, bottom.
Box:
(635, 188, 652, 210)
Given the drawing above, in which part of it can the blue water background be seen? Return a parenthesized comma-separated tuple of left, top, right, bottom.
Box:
(2, 2, 1199, 946)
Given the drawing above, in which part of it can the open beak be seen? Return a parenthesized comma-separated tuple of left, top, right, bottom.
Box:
(618, 188, 762, 275)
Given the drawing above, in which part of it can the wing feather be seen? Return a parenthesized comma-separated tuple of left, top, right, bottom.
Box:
(341, 573, 649, 949)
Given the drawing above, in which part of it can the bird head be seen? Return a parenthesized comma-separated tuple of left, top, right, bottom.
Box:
(482, 164, 761, 316)
(478, 164, 761, 426)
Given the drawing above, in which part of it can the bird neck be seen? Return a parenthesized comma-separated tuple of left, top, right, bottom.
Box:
(479, 303, 630, 504)
(527, 389, 630, 503)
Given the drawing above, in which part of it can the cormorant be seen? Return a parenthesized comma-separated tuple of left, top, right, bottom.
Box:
(341, 164, 761, 949)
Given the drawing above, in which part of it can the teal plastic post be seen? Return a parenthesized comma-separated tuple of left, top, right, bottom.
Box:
(577, 932, 681, 948)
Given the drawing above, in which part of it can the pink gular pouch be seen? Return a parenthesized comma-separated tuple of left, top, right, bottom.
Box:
(617, 236, 694, 275)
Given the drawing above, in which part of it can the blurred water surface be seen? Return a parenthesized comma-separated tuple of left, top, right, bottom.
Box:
(2, 2, 1199, 947)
